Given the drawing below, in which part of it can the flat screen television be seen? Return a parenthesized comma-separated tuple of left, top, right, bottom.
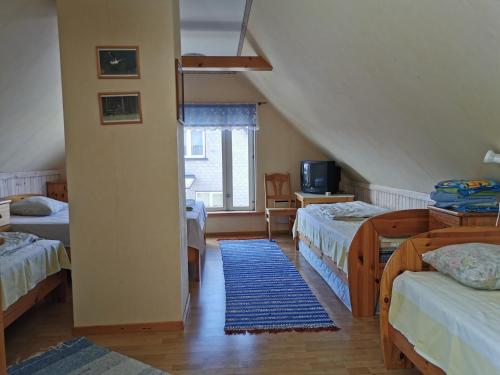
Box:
(300, 160, 341, 194)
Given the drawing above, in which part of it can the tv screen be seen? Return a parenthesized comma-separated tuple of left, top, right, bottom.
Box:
(301, 161, 340, 194)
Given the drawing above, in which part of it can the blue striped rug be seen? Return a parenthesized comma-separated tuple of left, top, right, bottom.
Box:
(220, 239, 338, 334)
(8, 337, 168, 374)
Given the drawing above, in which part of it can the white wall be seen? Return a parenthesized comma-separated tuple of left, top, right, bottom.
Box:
(244, 0, 500, 194)
(0, 0, 65, 172)
(184, 74, 329, 233)
(57, 0, 187, 327)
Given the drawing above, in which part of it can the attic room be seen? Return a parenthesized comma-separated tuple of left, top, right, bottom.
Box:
(0, 0, 499, 374)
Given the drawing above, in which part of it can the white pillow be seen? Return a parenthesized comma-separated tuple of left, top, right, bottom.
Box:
(10, 196, 67, 216)
(422, 243, 500, 290)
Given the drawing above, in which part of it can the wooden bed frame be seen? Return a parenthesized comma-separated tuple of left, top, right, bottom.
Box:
(296, 209, 431, 317)
(379, 226, 500, 374)
(188, 229, 207, 282)
(188, 245, 204, 282)
(0, 269, 68, 372)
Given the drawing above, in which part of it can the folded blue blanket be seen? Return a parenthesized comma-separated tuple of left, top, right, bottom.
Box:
(450, 203, 499, 213)
(431, 191, 498, 204)
(435, 179, 500, 196)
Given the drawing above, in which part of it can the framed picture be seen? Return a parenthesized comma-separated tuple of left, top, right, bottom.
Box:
(175, 59, 185, 124)
(96, 46, 140, 78)
(98, 92, 143, 125)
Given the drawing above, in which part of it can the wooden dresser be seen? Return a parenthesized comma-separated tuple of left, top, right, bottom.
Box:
(0, 200, 11, 232)
(429, 206, 498, 230)
(47, 181, 68, 202)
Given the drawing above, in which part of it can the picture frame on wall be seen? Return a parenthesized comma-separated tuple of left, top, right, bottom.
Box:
(96, 46, 140, 78)
(98, 92, 143, 125)
(175, 58, 185, 124)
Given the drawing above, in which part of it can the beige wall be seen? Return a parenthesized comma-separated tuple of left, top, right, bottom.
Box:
(244, 0, 500, 193)
(0, 0, 65, 172)
(57, 0, 187, 327)
(184, 74, 328, 233)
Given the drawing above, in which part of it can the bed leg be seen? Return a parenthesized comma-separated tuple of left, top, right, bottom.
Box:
(188, 247, 201, 282)
(295, 236, 299, 251)
(194, 251, 201, 282)
(57, 270, 69, 303)
(0, 289, 6, 375)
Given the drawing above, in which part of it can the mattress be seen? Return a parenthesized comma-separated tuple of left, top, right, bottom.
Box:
(389, 271, 500, 375)
(10, 207, 70, 247)
(0, 234, 71, 310)
(186, 200, 207, 254)
(293, 204, 366, 273)
(298, 239, 351, 309)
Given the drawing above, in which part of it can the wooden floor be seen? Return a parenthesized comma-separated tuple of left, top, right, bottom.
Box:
(5, 236, 419, 374)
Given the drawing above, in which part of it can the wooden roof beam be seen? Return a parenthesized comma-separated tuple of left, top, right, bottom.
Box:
(181, 56, 272, 72)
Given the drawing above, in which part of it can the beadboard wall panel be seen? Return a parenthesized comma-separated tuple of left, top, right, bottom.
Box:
(342, 179, 432, 210)
(0, 170, 64, 197)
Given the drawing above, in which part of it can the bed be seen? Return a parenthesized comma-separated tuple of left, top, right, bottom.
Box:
(5, 194, 70, 247)
(293, 202, 431, 316)
(187, 200, 207, 282)
(10, 207, 70, 247)
(0, 232, 71, 371)
(380, 227, 500, 375)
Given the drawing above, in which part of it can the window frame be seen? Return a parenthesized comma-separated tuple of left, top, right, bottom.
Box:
(184, 128, 206, 159)
(195, 191, 224, 209)
(184, 128, 256, 212)
(223, 129, 256, 211)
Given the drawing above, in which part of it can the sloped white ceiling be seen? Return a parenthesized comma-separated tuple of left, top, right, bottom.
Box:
(180, 0, 246, 55)
(243, 0, 500, 192)
(0, 0, 65, 172)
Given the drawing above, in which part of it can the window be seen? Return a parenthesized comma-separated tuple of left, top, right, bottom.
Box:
(195, 192, 224, 208)
(184, 129, 206, 158)
(183, 104, 257, 211)
(184, 128, 255, 211)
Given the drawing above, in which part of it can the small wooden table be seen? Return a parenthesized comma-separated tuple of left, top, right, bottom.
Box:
(294, 192, 355, 208)
(428, 206, 498, 230)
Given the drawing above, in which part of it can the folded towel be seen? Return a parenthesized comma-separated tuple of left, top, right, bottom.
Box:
(316, 201, 388, 220)
(435, 187, 497, 196)
(435, 179, 500, 196)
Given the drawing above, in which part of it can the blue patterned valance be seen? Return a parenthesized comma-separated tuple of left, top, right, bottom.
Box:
(184, 104, 258, 130)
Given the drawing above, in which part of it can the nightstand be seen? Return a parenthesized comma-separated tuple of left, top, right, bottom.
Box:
(0, 200, 11, 232)
(294, 192, 355, 208)
(428, 206, 498, 230)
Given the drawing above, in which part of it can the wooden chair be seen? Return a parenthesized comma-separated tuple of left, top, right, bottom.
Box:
(264, 173, 297, 241)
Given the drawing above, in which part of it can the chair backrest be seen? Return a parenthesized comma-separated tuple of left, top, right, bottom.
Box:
(264, 173, 294, 208)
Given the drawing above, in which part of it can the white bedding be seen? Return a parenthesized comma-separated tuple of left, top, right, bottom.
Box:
(186, 200, 207, 254)
(390, 271, 500, 375)
(0, 233, 71, 310)
(293, 204, 365, 273)
(317, 201, 387, 220)
(10, 207, 70, 247)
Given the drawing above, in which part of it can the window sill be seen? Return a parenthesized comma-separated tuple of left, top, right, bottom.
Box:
(208, 210, 264, 217)
(185, 157, 208, 161)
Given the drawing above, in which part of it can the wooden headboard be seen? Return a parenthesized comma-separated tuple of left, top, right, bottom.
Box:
(1, 194, 43, 204)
